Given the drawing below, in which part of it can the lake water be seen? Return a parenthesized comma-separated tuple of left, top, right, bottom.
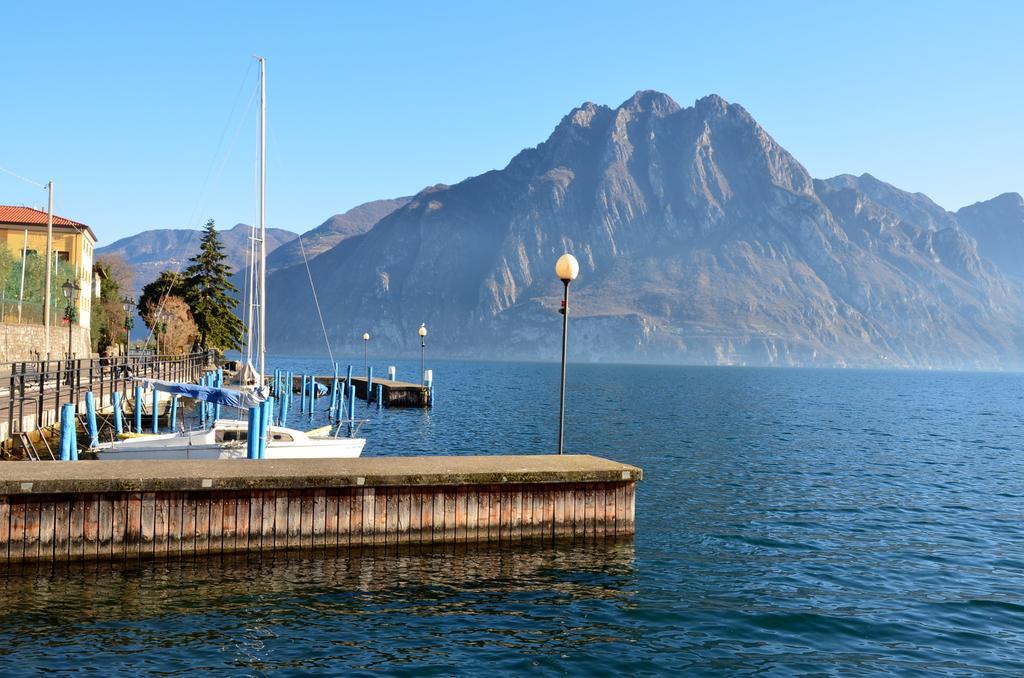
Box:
(2, 359, 1024, 674)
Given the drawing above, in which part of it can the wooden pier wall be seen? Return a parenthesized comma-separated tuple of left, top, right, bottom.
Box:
(0, 456, 640, 565)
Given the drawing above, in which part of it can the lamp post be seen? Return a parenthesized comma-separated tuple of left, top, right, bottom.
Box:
(61, 279, 80, 359)
(418, 323, 427, 385)
(554, 253, 579, 455)
(122, 296, 134, 356)
(155, 310, 169, 356)
(363, 332, 370, 370)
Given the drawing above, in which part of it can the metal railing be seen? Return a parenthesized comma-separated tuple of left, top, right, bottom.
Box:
(2, 350, 214, 436)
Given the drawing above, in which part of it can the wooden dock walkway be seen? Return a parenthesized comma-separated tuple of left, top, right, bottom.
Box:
(291, 375, 430, 408)
(0, 455, 641, 565)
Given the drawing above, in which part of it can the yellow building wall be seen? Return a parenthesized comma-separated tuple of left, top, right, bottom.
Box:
(1, 226, 95, 328)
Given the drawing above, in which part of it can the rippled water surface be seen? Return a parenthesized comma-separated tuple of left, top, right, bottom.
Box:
(3, 360, 1024, 675)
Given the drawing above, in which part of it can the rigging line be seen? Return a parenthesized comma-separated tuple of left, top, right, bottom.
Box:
(142, 77, 260, 350)
(200, 83, 260, 228)
(139, 62, 256, 350)
(0, 164, 47, 189)
(298, 235, 336, 366)
(183, 59, 256, 231)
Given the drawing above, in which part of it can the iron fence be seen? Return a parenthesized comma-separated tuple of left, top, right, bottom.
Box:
(2, 350, 214, 436)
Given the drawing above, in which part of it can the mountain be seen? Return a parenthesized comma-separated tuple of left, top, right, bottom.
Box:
(956, 193, 1024, 281)
(821, 173, 960, 232)
(266, 198, 410, 273)
(97, 223, 298, 294)
(263, 91, 1024, 369)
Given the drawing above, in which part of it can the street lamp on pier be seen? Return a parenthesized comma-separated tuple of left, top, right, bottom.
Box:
(122, 301, 136, 358)
(418, 323, 427, 385)
(155, 309, 169, 356)
(363, 332, 370, 370)
(554, 253, 579, 455)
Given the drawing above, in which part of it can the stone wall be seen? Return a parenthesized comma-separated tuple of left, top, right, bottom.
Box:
(0, 323, 92, 362)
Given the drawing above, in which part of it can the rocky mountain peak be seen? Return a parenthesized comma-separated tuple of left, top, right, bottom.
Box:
(958, 192, 1024, 221)
(957, 192, 1024, 281)
(566, 102, 606, 128)
(620, 90, 681, 117)
(819, 173, 959, 232)
(694, 92, 730, 116)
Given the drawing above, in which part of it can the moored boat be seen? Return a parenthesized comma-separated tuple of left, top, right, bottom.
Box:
(94, 418, 364, 460)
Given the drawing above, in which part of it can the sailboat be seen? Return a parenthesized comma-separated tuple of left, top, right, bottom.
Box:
(96, 57, 365, 460)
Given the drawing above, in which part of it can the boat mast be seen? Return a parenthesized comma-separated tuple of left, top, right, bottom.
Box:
(257, 56, 267, 382)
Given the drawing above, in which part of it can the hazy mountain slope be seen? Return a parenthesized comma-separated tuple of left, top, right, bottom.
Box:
(264, 91, 1023, 368)
(957, 193, 1024, 281)
(266, 198, 410, 273)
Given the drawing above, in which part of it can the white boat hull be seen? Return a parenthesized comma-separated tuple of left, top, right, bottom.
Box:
(94, 419, 365, 460)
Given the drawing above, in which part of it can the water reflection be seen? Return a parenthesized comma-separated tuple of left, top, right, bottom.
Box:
(0, 543, 637, 672)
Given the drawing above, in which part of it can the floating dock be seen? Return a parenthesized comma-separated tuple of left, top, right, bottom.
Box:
(0, 455, 640, 565)
(290, 374, 430, 408)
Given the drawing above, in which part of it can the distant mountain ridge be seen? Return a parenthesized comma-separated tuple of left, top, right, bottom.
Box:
(266, 198, 410, 273)
(262, 90, 1024, 368)
(957, 192, 1024, 282)
(97, 223, 298, 295)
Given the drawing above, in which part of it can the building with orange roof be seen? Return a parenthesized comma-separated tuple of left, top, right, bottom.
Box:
(1, 206, 98, 358)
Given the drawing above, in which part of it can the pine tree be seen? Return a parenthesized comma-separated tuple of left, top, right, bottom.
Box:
(183, 219, 244, 351)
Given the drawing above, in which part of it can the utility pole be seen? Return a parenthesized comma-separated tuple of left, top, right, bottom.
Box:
(43, 180, 54, 358)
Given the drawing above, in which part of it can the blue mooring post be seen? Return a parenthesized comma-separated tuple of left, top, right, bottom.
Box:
(366, 366, 374, 403)
(59, 402, 75, 460)
(246, 406, 260, 459)
(152, 388, 159, 434)
(134, 384, 143, 434)
(329, 377, 338, 419)
(202, 373, 210, 422)
(334, 379, 343, 423)
(376, 383, 383, 409)
(113, 391, 123, 435)
(202, 372, 210, 423)
(199, 374, 207, 427)
(214, 368, 223, 421)
(299, 374, 306, 414)
(259, 397, 273, 458)
(348, 384, 356, 435)
(309, 378, 317, 417)
(85, 391, 99, 448)
(169, 395, 178, 432)
(280, 387, 289, 428)
(346, 364, 353, 394)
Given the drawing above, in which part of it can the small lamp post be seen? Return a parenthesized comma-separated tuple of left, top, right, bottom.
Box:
(554, 253, 579, 455)
(363, 332, 370, 370)
(418, 323, 427, 385)
(122, 296, 134, 356)
(61, 279, 80, 359)
(155, 309, 169, 356)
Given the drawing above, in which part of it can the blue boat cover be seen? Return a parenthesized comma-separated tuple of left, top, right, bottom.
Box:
(136, 378, 267, 409)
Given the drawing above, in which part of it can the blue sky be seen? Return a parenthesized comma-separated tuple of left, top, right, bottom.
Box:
(1, 1, 1021, 244)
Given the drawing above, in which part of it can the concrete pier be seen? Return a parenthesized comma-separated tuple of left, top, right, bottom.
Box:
(0, 455, 640, 564)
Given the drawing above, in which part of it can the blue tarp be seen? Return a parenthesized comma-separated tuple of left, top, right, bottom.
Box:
(136, 378, 266, 409)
